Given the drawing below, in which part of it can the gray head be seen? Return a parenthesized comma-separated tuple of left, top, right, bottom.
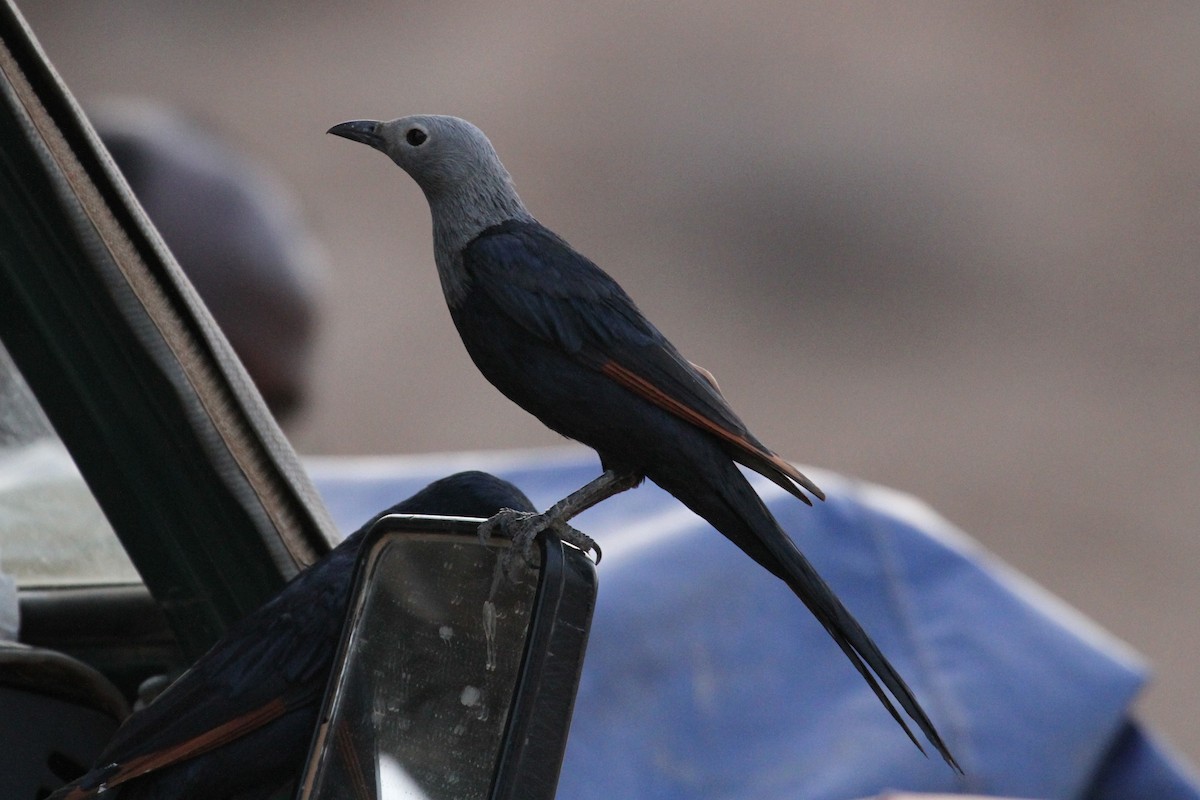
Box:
(328, 115, 532, 255)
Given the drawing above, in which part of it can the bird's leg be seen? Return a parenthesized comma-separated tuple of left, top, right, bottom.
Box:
(543, 468, 643, 529)
(479, 468, 642, 564)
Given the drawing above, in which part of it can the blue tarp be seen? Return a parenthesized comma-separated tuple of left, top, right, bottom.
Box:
(307, 447, 1199, 799)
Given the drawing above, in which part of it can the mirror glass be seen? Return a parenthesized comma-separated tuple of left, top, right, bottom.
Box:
(299, 531, 539, 800)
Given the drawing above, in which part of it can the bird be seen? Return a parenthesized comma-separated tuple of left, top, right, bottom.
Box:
(328, 114, 961, 772)
(49, 471, 537, 800)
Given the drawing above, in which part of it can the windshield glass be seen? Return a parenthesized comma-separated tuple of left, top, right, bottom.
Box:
(0, 343, 140, 587)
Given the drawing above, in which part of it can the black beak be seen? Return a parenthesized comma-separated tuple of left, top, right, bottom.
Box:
(327, 119, 385, 150)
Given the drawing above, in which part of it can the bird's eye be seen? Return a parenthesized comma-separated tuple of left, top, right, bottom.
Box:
(406, 128, 428, 146)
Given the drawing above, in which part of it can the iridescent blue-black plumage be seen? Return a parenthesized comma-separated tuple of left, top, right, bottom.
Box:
(51, 471, 535, 799)
(454, 218, 954, 767)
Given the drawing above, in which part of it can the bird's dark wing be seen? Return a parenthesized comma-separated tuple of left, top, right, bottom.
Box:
(56, 550, 350, 799)
(51, 472, 535, 800)
(463, 220, 823, 502)
(54, 699, 298, 800)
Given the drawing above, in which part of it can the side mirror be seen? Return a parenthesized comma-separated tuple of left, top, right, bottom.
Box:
(295, 515, 596, 800)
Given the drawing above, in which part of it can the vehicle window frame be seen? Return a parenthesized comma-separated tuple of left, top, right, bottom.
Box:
(0, 0, 336, 658)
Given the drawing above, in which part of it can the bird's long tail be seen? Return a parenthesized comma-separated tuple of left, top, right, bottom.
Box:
(651, 455, 962, 773)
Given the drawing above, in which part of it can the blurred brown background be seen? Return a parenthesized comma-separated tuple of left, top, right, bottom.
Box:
(21, 1, 1199, 766)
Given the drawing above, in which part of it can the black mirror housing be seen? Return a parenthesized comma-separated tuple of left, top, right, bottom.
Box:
(296, 515, 597, 800)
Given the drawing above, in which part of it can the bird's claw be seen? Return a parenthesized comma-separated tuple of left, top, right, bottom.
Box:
(552, 520, 602, 563)
(478, 509, 602, 565)
(478, 508, 541, 554)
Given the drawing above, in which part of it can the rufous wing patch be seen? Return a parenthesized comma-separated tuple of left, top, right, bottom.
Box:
(64, 697, 291, 798)
(599, 360, 824, 502)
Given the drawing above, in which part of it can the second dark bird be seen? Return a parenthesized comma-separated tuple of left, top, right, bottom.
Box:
(49, 471, 536, 800)
(328, 115, 961, 771)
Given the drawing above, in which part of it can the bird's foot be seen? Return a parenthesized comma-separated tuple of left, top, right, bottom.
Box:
(478, 508, 602, 566)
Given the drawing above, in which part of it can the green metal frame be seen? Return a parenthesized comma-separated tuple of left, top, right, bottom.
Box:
(0, 1, 335, 659)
